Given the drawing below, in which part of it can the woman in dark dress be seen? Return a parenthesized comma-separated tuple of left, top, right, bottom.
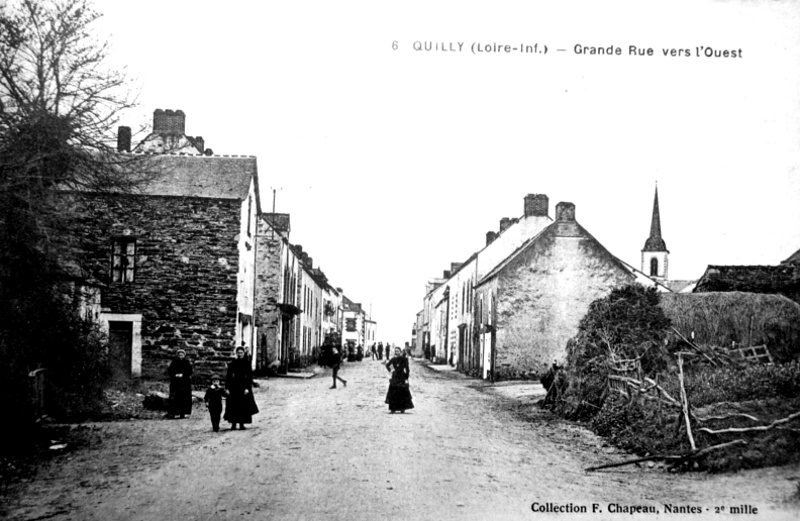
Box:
(385, 347, 414, 413)
(224, 346, 259, 430)
(167, 349, 193, 419)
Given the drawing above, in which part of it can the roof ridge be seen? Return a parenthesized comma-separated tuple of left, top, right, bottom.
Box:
(119, 151, 256, 158)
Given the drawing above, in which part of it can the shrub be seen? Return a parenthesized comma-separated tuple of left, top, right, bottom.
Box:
(555, 284, 671, 420)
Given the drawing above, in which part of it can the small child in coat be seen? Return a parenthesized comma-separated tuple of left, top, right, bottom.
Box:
(203, 374, 227, 432)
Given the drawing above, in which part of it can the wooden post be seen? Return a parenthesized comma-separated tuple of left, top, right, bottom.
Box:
(677, 353, 696, 450)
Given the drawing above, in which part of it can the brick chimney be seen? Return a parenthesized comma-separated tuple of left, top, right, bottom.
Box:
(555, 202, 576, 221)
(306, 257, 313, 269)
(295, 244, 303, 256)
(194, 136, 205, 154)
(486, 231, 498, 246)
(443, 270, 451, 279)
(499, 217, 513, 232)
(450, 262, 463, 273)
(524, 194, 549, 217)
(153, 109, 186, 135)
(117, 126, 131, 152)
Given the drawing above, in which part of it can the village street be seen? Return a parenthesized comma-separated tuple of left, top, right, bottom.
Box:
(3, 359, 800, 521)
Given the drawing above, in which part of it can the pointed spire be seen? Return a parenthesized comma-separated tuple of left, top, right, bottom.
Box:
(643, 183, 667, 251)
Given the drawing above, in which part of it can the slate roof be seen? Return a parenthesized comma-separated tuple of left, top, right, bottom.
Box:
(475, 219, 633, 288)
(782, 247, 800, 266)
(694, 265, 799, 295)
(341, 295, 364, 313)
(263, 213, 291, 234)
(137, 154, 258, 201)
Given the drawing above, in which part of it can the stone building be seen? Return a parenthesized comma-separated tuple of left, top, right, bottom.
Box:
(342, 296, 368, 349)
(70, 140, 260, 381)
(419, 194, 552, 374)
(473, 202, 634, 379)
(693, 263, 800, 305)
(254, 213, 352, 373)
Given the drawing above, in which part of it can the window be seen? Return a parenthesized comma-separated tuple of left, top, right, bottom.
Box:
(650, 257, 659, 277)
(247, 195, 253, 236)
(111, 238, 136, 283)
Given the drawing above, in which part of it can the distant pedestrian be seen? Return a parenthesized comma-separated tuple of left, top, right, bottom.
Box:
(356, 345, 364, 362)
(167, 349, 193, 419)
(203, 374, 226, 432)
(384, 344, 390, 360)
(385, 347, 414, 413)
(370, 343, 377, 360)
(377, 342, 383, 360)
(326, 343, 347, 389)
(224, 346, 259, 430)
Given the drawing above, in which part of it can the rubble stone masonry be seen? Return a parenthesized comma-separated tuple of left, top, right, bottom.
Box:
(493, 225, 633, 379)
(71, 194, 242, 380)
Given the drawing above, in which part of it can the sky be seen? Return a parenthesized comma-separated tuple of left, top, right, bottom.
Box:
(88, 0, 800, 346)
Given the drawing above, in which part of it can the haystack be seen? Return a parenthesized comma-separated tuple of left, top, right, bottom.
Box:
(659, 292, 800, 362)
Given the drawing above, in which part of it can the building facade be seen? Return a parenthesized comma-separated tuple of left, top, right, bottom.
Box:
(474, 202, 634, 379)
(70, 150, 260, 381)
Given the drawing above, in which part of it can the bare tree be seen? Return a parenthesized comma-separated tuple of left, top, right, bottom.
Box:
(0, 0, 153, 265)
(0, 0, 152, 441)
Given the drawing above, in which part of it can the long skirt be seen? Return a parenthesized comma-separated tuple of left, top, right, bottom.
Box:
(385, 383, 414, 412)
(168, 379, 192, 416)
(224, 390, 259, 424)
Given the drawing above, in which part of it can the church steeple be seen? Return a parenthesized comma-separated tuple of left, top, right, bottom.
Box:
(643, 185, 667, 252)
(641, 183, 669, 280)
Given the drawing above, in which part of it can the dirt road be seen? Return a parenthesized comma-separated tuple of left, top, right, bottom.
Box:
(3, 358, 799, 521)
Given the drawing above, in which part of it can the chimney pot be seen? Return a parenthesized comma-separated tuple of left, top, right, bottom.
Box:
(486, 231, 498, 246)
(555, 202, 576, 222)
(499, 217, 512, 232)
(117, 126, 131, 152)
(524, 194, 549, 217)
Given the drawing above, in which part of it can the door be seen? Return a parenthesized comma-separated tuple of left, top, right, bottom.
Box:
(108, 321, 133, 384)
(457, 325, 466, 372)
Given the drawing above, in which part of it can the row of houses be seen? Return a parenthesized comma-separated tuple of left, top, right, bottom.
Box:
(67, 109, 374, 382)
(411, 188, 800, 380)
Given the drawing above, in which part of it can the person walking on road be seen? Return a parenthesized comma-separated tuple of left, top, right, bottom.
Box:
(384, 343, 390, 361)
(224, 346, 259, 430)
(370, 343, 377, 360)
(385, 347, 414, 413)
(330, 343, 347, 389)
(321, 341, 347, 389)
(167, 349, 193, 419)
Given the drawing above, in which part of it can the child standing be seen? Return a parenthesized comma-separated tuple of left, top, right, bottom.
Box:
(203, 374, 226, 432)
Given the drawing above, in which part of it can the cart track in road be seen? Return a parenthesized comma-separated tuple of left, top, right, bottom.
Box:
(2, 358, 799, 520)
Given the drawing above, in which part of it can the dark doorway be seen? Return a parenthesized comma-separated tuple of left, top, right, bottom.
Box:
(108, 321, 133, 384)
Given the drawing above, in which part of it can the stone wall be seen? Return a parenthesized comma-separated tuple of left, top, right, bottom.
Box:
(72, 193, 242, 381)
(492, 226, 634, 379)
(254, 223, 284, 370)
